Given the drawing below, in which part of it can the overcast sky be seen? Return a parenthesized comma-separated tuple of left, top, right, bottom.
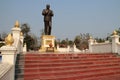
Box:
(0, 0, 120, 40)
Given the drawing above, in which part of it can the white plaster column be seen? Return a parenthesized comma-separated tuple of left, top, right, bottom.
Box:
(57, 44, 59, 50)
(23, 43, 27, 53)
(12, 27, 21, 40)
(111, 34, 119, 53)
(73, 43, 76, 52)
(20, 34, 24, 52)
(11, 21, 21, 40)
(11, 21, 22, 53)
(88, 36, 94, 53)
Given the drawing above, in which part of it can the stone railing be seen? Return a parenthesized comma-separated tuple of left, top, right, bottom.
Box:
(0, 21, 24, 80)
(89, 30, 120, 54)
(0, 63, 13, 80)
(0, 45, 17, 80)
(12, 21, 24, 53)
(89, 42, 112, 53)
(57, 44, 81, 53)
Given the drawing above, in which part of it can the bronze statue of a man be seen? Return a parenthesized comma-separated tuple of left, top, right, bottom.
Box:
(42, 4, 54, 35)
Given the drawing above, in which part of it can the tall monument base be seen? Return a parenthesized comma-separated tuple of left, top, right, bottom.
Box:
(39, 35, 56, 52)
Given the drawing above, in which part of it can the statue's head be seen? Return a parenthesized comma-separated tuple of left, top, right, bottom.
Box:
(46, 4, 50, 9)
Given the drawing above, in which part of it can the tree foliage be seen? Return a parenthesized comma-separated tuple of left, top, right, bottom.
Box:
(74, 33, 90, 50)
(0, 32, 7, 41)
(21, 23, 38, 51)
(57, 38, 74, 48)
(21, 23, 30, 37)
(24, 34, 35, 51)
(95, 37, 105, 43)
(59, 40, 68, 48)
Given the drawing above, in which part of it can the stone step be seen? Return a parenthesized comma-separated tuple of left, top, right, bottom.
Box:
(23, 60, 120, 66)
(15, 74, 24, 80)
(24, 65, 120, 73)
(15, 78, 24, 80)
(17, 66, 120, 78)
(15, 63, 120, 74)
(24, 57, 117, 61)
(24, 57, 116, 61)
(15, 54, 25, 80)
(24, 54, 115, 58)
(25, 53, 114, 56)
(16, 57, 120, 64)
(24, 54, 116, 58)
(16, 62, 120, 70)
(83, 74, 120, 80)
(16, 62, 120, 69)
(24, 54, 115, 57)
(24, 69, 120, 80)
(16, 58, 120, 67)
(17, 62, 119, 78)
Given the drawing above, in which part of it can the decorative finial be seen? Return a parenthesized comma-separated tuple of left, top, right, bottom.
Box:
(14, 20, 19, 28)
(113, 30, 117, 35)
(89, 36, 93, 39)
(20, 32, 23, 36)
(5, 33, 14, 46)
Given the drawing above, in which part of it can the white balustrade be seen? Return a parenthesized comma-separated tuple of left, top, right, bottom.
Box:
(0, 21, 24, 80)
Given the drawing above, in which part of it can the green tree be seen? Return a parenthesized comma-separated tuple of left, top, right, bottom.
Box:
(116, 28, 120, 36)
(74, 35, 81, 49)
(60, 40, 67, 47)
(0, 32, 7, 41)
(74, 33, 90, 50)
(95, 37, 105, 43)
(68, 40, 74, 47)
(24, 35, 32, 51)
(21, 23, 38, 51)
(29, 33, 38, 50)
(21, 23, 30, 37)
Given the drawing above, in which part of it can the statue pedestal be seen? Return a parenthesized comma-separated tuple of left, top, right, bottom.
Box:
(39, 35, 55, 52)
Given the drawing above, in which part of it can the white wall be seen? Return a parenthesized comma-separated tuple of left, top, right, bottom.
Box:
(91, 43, 112, 53)
(88, 34, 120, 54)
(57, 46, 69, 52)
(57, 45, 81, 53)
(117, 43, 120, 55)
